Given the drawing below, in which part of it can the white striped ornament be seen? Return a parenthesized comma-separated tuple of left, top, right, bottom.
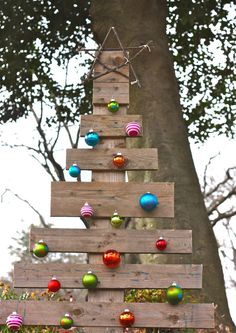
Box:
(80, 202, 94, 218)
(6, 312, 23, 331)
(125, 122, 142, 137)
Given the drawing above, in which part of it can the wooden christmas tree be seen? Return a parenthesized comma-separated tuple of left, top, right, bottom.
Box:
(0, 44, 214, 331)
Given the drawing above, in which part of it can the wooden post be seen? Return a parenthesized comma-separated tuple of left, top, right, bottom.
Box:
(87, 51, 129, 333)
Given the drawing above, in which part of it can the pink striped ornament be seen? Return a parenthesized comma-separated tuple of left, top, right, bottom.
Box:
(80, 202, 94, 218)
(125, 122, 142, 137)
(6, 312, 23, 331)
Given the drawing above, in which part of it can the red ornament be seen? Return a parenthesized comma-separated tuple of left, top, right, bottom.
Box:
(119, 309, 135, 327)
(103, 249, 121, 268)
(48, 277, 61, 292)
(113, 153, 126, 168)
(156, 237, 167, 251)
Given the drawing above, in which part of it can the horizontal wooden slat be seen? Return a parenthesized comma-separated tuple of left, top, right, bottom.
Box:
(51, 182, 174, 218)
(80, 114, 143, 137)
(14, 263, 202, 289)
(94, 51, 129, 83)
(93, 82, 129, 104)
(66, 148, 158, 171)
(30, 227, 192, 254)
(0, 301, 215, 328)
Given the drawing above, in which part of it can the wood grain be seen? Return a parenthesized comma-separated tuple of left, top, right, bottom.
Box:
(80, 115, 143, 137)
(30, 227, 192, 254)
(0, 301, 215, 328)
(66, 148, 158, 171)
(93, 50, 129, 83)
(51, 182, 174, 218)
(14, 263, 202, 289)
(93, 82, 129, 104)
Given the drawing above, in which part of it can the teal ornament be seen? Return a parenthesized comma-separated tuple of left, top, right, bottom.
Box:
(139, 192, 158, 211)
(82, 271, 99, 289)
(68, 163, 80, 178)
(166, 282, 183, 305)
(85, 129, 100, 147)
(107, 99, 119, 113)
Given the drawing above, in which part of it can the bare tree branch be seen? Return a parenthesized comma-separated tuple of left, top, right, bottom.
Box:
(211, 210, 236, 227)
(1, 188, 49, 228)
(207, 188, 236, 216)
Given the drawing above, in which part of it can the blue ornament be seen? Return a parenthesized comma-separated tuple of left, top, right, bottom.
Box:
(85, 130, 100, 147)
(69, 164, 80, 178)
(139, 192, 158, 211)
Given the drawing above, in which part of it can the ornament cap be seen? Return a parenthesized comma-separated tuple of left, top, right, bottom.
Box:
(124, 309, 130, 312)
(12, 312, 17, 315)
(51, 276, 57, 280)
(87, 270, 93, 274)
(38, 239, 44, 243)
(159, 236, 164, 240)
(64, 313, 71, 317)
(110, 97, 115, 102)
(88, 128, 94, 133)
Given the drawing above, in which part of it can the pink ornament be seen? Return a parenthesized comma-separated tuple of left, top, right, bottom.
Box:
(125, 122, 142, 137)
(6, 312, 23, 331)
(80, 202, 94, 218)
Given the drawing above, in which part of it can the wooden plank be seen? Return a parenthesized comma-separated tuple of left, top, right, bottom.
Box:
(0, 301, 215, 328)
(80, 115, 143, 137)
(14, 263, 202, 289)
(95, 51, 129, 68)
(29, 227, 192, 254)
(93, 82, 129, 104)
(66, 148, 158, 171)
(51, 182, 174, 218)
(94, 71, 129, 83)
(94, 50, 129, 83)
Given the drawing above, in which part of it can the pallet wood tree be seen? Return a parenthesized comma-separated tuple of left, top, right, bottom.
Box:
(0, 50, 215, 331)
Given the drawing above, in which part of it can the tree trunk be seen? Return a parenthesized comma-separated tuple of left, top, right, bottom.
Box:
(90, 0, 235, 331)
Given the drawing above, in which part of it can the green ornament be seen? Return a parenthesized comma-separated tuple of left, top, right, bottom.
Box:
(166, 282, 183, 305)
(107, 99, 119, 113)
(110, 211, 123, 228)
(60, 314, 73, 329)
(82, 271, 98, 288)
(33, 240, 49, 258)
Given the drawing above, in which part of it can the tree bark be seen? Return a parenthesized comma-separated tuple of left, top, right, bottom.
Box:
(90, 0, 235, 331)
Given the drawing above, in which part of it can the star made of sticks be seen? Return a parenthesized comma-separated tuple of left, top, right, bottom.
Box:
(77, 27, 153, 88)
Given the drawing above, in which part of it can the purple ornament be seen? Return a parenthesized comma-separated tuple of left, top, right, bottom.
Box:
(125, 122, 142, 137)
(6, 312, 23, 331)
(80, 202, 94, 218)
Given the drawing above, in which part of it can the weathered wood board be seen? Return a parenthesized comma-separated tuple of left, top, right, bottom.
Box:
(30, 227, 192, 254)
(51, 182, 174, 218)
(66, 148, 158, 171)
(0, 301, 215, 328)
(80, 115, 143, 137)
(14, 263, 202, 289)
(93, 82, 130, 104)
(93, 50, 129, 83)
